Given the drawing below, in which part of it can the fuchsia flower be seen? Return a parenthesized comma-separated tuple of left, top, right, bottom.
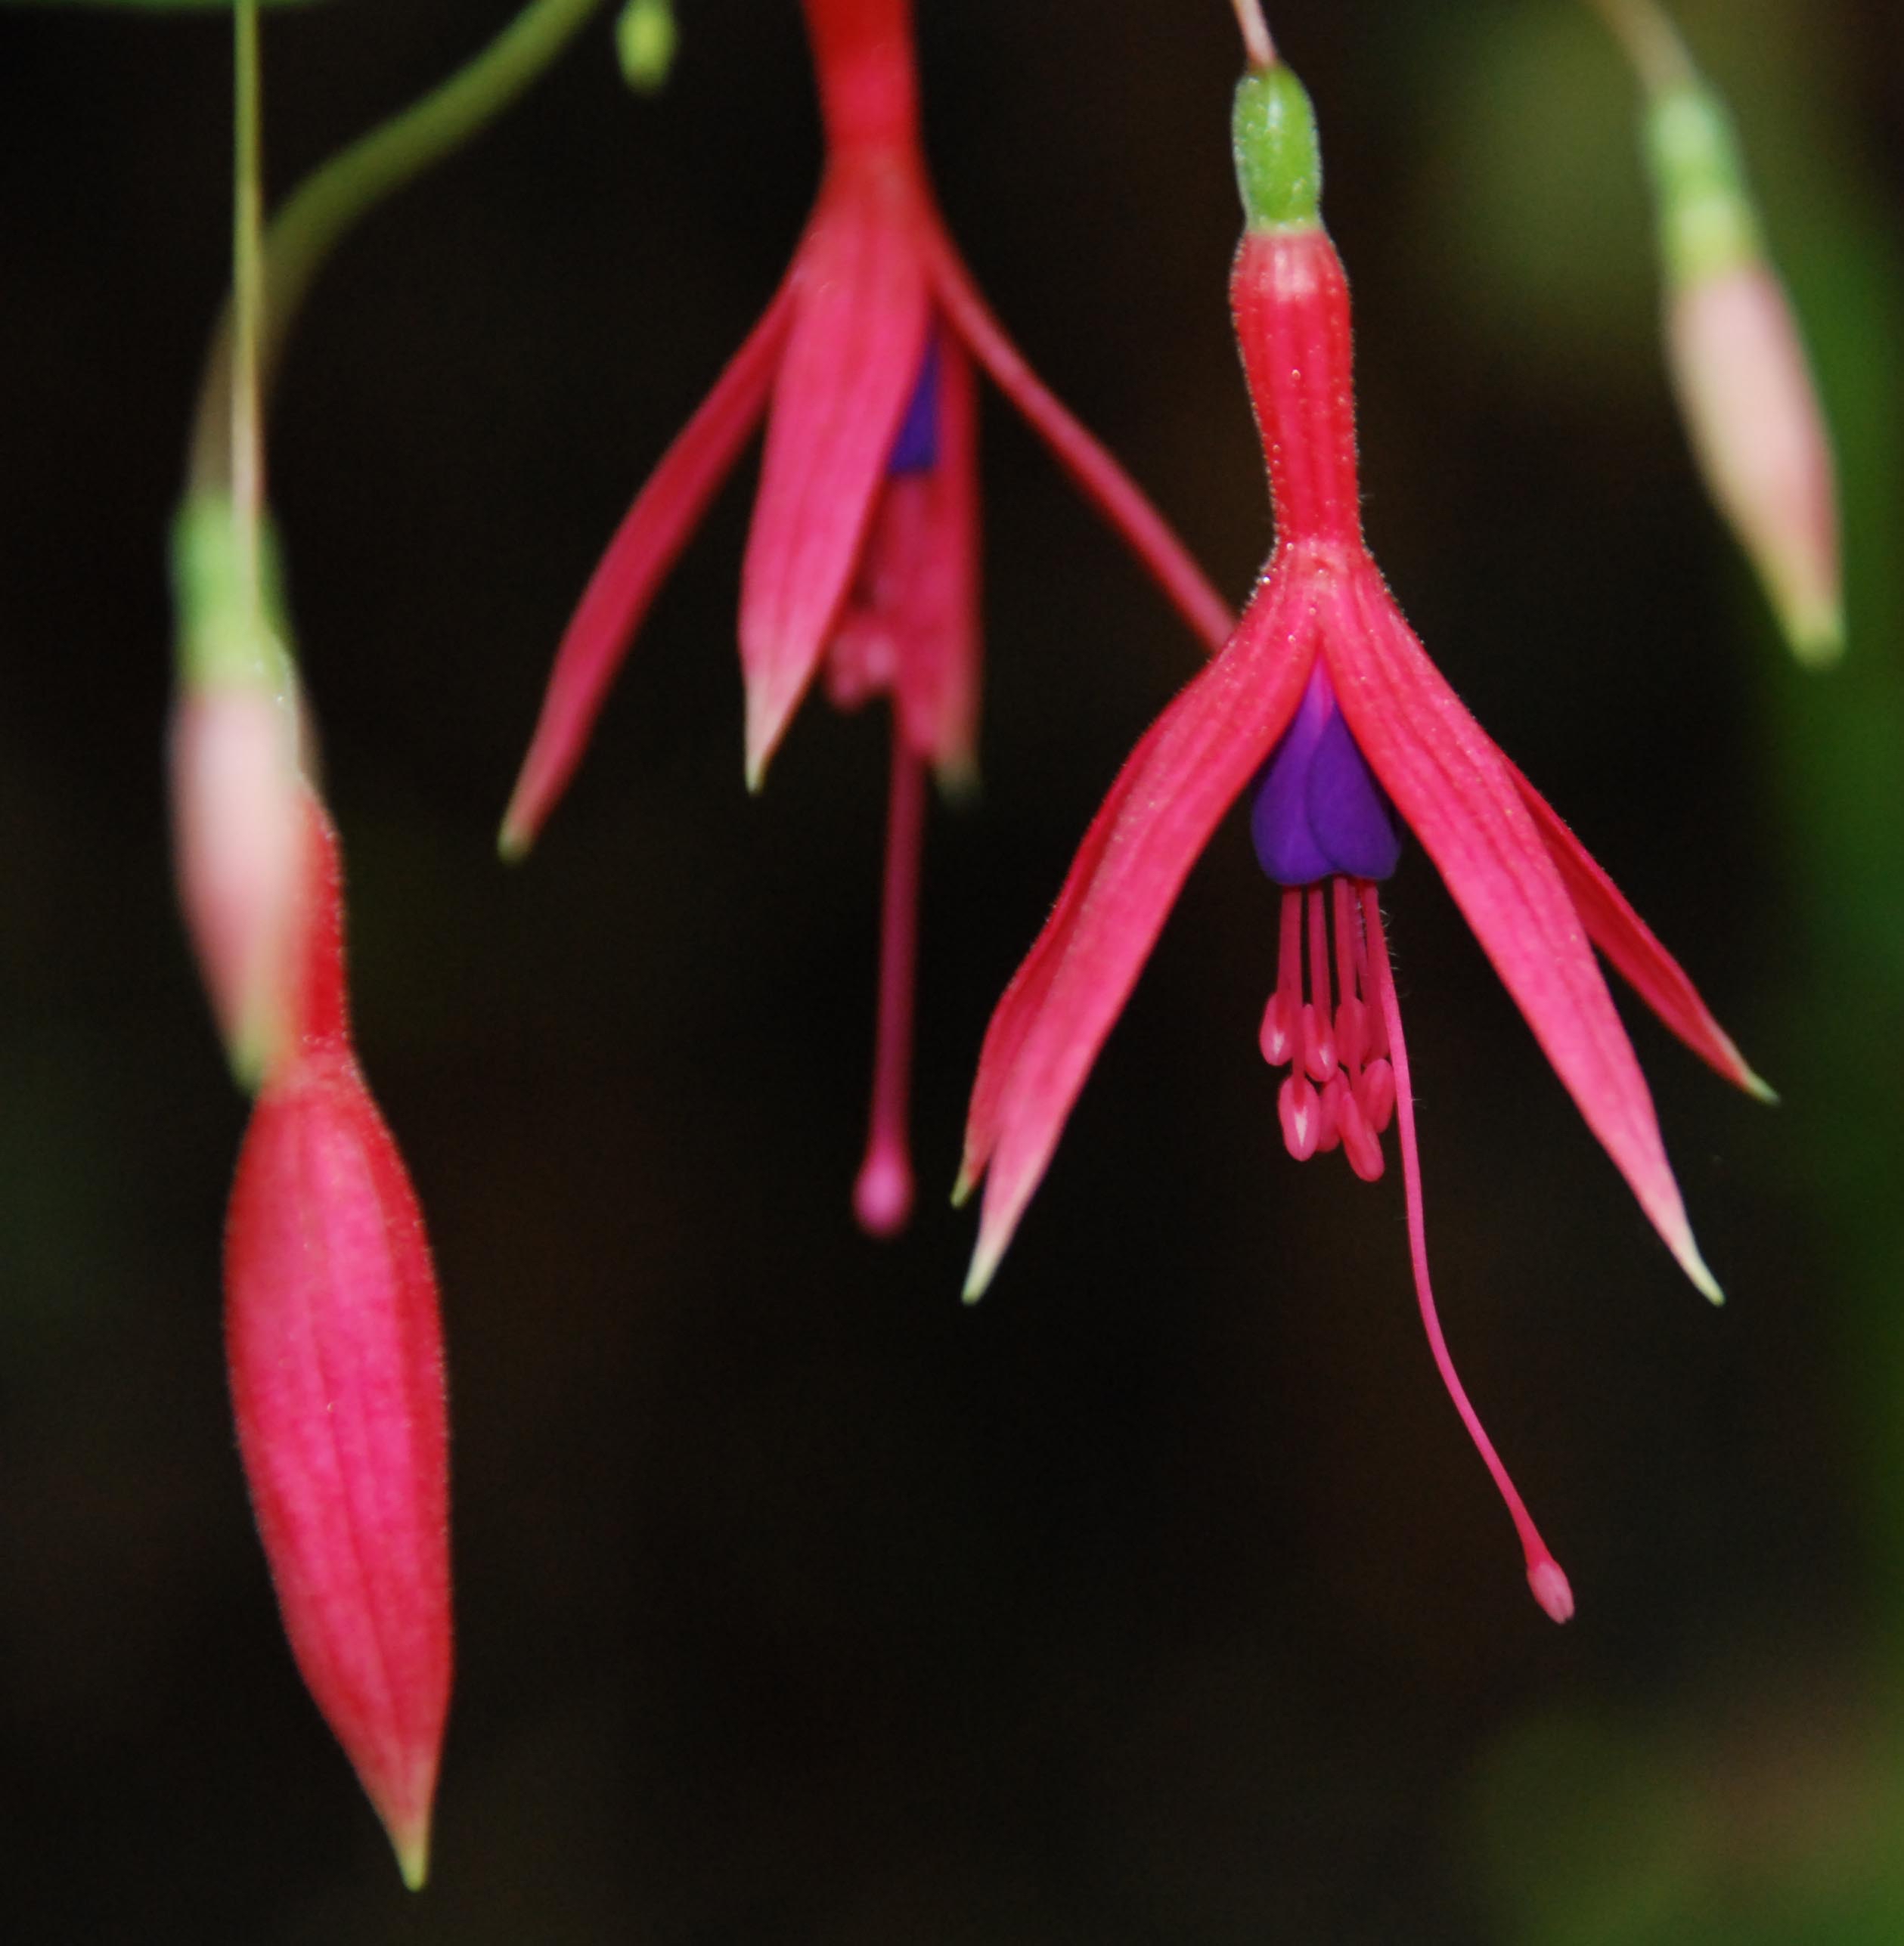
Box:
(502, 0, 1230, 1233)
(957, 58, 1770, 1619)
(225, 792, 451, 1886)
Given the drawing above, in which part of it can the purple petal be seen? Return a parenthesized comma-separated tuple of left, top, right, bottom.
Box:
(1249, 664, 1400, 884)
(886, 333, 941, 476)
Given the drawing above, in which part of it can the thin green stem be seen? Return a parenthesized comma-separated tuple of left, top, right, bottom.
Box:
(1583, 0, 1695, 95)
(190, 0, 610, 495)
(231, 1, 265, 615)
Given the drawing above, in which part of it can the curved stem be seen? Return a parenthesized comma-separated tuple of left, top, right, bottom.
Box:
(1583, 0, 1695, 95)
(190, 0, 611, 495)
(231, 2, 265, 615)
(1230, 0, 1276, 70)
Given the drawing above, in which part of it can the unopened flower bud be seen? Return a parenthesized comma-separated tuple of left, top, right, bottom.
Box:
(1646, 82, 1842, 665)
(225, 796, 452, 1889)
(169, 495, 308, 1084)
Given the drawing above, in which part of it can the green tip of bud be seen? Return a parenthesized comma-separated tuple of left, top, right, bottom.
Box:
(1233, 62, 1323, 232)
(1646, 82, 1762, 287)
(393, 1826, 431, 1893)
(616, 0, 678, 95)
(1781, 593, 1845, 671)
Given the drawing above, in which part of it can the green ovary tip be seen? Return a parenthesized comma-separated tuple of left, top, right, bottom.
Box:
(1233, 62, 1322, 232)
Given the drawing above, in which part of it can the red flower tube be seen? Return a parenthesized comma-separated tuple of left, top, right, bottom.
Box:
(957, 54, 1771, 1619)
(225, 794, 451, 1886)
(503, 0, 1232, 1235)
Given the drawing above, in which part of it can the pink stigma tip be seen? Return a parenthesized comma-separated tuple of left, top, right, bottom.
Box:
(854, 1145, 915, 1238)
(1527, 1556, 1575, 1625)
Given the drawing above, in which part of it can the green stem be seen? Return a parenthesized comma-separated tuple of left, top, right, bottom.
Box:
(1583, 0, 1695, 95)
(189, 0, 610, 496)
(231, 0, 265, 618)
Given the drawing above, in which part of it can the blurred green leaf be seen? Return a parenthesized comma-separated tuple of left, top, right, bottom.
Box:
(1, 2, 334, 11)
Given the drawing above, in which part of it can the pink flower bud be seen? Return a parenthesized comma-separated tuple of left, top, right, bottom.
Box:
(1669, 261, 1841, 666)
(169, 685, 304, 1086)
(225, 799, 451, 1887)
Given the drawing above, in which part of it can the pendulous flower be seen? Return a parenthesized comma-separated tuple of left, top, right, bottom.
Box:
(225, 791, 452, 1886)
(501, 0, 1231, 1235)
(957, 54, 1770, 1619)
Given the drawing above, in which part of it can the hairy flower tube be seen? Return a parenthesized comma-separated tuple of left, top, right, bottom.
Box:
(957, 57, 1769, 1619)
(225, 793, 452, 1886)
(502, 0, 1231, 1235)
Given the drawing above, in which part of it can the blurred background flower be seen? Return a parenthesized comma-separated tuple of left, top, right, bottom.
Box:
(0, 0, 1899, 1938)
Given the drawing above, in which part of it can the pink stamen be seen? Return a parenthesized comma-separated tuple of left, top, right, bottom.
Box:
(1259, 886, 1304, 1065)
(1278, 1072, 1321, 1161)
(1360, 882, 1574, 1624)
(852, 727, 927, 1237)
(1316, 1071, 1345, 1152)
(1357, 1055, 1396, 1134)
(1303, 885, 1337, 1080)
(1327, 881, 1366, 1070)
(1337, 1085, 1384, 1183)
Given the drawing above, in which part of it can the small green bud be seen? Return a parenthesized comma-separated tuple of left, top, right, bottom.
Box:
(1232, 62, 1323, 232)
(616, 0, 678, 96)
(171, 492, 296, 696)
(1645, 81, 1761, 287)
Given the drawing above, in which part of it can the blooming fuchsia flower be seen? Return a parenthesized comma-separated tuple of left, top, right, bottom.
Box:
(225, 790, 452, 1886)
(957, 57, 1771, 1620)
(501, 0, 1231, 1235)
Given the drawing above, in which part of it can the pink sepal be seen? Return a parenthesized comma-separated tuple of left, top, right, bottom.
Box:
(503, 280, 796, 853)
(1323, 571, 1720, 1300)
(740, 163, 934, 787)
(826, 336, 982, 782)
(963, 582, 1314, 1296)
(925, 225, 1234, 655)
(1503, 756, 1772, 1102)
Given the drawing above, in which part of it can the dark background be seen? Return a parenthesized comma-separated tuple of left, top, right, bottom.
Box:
(3, 1, 1903, 1938)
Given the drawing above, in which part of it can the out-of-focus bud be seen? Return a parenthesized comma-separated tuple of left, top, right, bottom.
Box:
(169, 494, 308, 1085)
(225, 795, 452, 1889)
(616, 0, 677, 95)
(1646, 82, 1842, 667)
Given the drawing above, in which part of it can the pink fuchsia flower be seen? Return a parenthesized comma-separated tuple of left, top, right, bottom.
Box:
(501, 0, 1231, 1235)
(957, 57, 1770, 1620)
(225, 792, 451, 1886)
(1646, 81, 1841, 666)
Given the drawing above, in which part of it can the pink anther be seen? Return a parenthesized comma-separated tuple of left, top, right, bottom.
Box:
(1278, 1071, 1322, 1161)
